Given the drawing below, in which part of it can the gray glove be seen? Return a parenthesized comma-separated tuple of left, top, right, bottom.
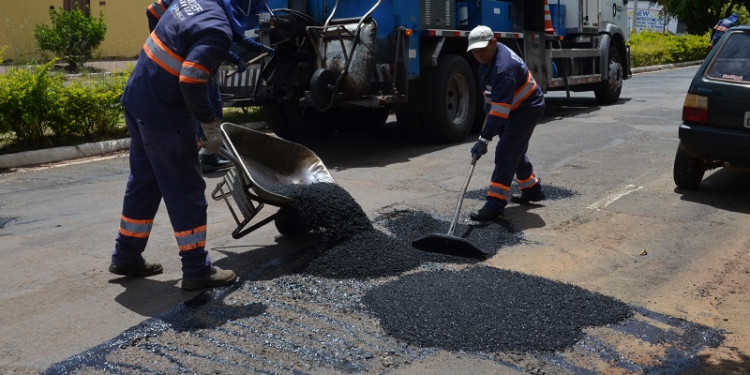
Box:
(200, 119, 222, 154)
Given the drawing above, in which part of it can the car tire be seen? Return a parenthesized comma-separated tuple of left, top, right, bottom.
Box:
(673, 143, 705, 190)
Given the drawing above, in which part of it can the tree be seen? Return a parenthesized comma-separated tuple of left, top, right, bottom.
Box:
(33, 4, 107, 72)
(654, 0, 748, 34)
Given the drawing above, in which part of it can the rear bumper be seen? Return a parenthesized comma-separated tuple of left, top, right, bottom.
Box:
(679, 123, 750, 168)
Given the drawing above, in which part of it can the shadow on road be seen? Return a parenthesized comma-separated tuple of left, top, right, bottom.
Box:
(675, 168, 750, 215)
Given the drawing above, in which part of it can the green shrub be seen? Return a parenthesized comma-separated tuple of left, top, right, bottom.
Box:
(33, 5, 107, 72)
(49, 74, 127, 138)
(628, 31, 710, 67)
(0, 60, 62, 146)
(0, 63, 128, 149)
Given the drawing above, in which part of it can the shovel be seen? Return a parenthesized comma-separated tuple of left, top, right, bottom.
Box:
(412, 155, 490, 260)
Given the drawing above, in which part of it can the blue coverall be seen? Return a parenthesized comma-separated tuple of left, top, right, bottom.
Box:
(478, 42, 545, 209)
(112, 0, 233, 280)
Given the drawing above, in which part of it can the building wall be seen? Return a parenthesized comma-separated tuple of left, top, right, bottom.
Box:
(0, 0, 152, 62)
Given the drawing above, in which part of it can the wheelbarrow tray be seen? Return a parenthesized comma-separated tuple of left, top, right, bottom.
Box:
(211, 123, 334, 238)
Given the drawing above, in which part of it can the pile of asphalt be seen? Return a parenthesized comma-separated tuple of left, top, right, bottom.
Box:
(273, 182, 373, 248)
(273, 182, 632, 354)
(362, 266, 633, 353)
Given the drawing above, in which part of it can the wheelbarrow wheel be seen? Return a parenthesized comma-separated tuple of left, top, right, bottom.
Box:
(274, 208, 305, 237)
(310, 68, 339, 111)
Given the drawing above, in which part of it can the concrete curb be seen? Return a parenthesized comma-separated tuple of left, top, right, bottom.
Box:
(631, 60, 703, 74)
(0, 138, 130, 170)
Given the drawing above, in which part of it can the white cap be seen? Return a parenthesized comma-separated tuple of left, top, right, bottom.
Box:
(467, 25, 494, 52)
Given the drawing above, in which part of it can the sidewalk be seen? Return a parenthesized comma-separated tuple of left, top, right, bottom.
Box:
(0, 61, 701, 170)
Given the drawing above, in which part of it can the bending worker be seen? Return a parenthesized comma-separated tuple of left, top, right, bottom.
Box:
(147, 0, 273, 173)
(108, 0, 262, 290)
(466, 25, 546, 221)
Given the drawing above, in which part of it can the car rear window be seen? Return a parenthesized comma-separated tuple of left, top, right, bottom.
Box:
(706, 31, 750, 83)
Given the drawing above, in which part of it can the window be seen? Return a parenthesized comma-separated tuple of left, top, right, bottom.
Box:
(706, 31, 750, 83)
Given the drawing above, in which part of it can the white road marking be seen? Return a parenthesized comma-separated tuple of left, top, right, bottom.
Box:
(588, 184, 643, 211)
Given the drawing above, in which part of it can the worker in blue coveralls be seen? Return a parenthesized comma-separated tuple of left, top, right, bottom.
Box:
(709, 13, 739, 50)
(147, 0, 273, 174)
(108, 0, 265, 290)
(466, 25, 546, 221)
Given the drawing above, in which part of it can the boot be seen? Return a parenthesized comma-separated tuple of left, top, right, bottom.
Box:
(511, 179, 546, 204)
(181, 266, 238, 291)
(470, 198, 505, 221)
(109, 260, 163, 277)
(200, 152, 232, 174)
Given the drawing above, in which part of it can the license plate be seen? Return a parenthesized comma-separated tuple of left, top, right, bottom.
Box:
(745, 111, 750, 128)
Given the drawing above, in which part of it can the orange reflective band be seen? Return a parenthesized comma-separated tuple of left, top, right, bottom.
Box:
(175, 225, 207, 251)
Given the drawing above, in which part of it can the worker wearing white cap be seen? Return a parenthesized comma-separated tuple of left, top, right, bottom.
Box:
(466, 25, 546, 221)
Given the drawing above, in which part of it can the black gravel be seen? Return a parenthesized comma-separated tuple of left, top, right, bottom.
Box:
(382, 210, 523, 255)
(465, 184, 579, 201)
(362, 266, 633, 353)
(272, 182, 373, 248)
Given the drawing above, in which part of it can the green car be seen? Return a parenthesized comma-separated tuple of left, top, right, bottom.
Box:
(674, 25, 750, 189)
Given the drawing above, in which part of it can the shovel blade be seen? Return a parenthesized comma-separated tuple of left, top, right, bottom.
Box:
(412, 233, 490, 260)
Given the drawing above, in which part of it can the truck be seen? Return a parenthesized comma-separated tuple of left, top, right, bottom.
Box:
(219, 0, 632, 142)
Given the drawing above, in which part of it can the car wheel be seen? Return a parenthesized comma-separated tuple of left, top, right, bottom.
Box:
(673, 143, 705, 189)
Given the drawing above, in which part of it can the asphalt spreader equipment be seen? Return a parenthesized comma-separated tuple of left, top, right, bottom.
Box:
(211, 123, 334, 239)
(412, 155, 490, 260)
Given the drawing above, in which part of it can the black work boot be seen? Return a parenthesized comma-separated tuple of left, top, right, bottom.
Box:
(109, 260, 163, 277)
(181, 267, 238, 291)
(200, 152, 232, 174)
(470, 199, 505, 221)
(511, 179, 546, 204)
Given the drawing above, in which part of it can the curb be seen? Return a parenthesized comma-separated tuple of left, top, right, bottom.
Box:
(0, 138, 130, 170)
(631, 60, 702, 74)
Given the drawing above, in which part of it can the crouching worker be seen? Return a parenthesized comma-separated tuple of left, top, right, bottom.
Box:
(108, 0, 263, 290)
(466, 25, 546, 221)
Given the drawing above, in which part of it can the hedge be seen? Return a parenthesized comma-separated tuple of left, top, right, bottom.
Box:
(0, 58, 129, 150)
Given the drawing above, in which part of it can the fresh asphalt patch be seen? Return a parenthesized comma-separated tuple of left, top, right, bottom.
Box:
(45, 182, 724, 374)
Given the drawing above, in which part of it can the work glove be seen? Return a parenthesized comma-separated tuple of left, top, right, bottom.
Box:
(235, 60, 247, 73)
(200, 119, 223, 154)
(471, 137, 490, 159)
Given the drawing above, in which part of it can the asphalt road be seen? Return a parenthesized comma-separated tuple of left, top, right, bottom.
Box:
(2, 65, 750, 374)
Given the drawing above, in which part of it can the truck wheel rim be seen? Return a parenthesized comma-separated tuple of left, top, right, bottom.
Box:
(447, 74, 471, 127)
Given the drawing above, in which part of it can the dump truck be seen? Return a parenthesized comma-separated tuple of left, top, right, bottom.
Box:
(220, 0, 632, 142)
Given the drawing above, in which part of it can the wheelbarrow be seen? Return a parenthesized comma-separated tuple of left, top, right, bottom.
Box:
(211, 123, 334, 239)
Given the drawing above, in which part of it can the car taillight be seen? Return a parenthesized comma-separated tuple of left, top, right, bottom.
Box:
(682, 93, 708, 124)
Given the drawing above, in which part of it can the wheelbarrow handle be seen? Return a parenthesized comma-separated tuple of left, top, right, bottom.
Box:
(225, 52, 270, 77)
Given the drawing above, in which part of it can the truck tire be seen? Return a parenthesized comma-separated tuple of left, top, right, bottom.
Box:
(422, 55, 477, 142)
(262, 103, 333, 140)
(594, 45, 623, 105)
(673, 143, 705, 190)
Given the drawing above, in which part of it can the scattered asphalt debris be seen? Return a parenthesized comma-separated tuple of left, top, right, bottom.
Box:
(465, 184, 579, 201)
(362, 266, 633, 353)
